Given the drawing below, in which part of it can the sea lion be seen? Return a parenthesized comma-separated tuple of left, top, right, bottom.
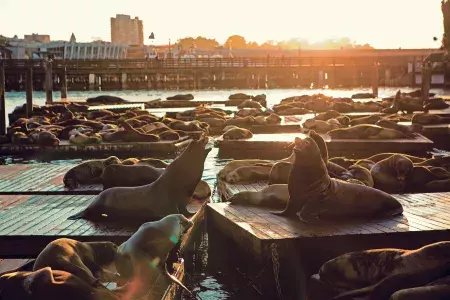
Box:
(67, 137, 211, 222)
(159, 130, 180, 141)
(166, 93, 194, 100)
(222, 125, 240, 133)
(114, 214, 194, 298)
(237, 99, 263, 109)
(349, 115, 383, 126)
(225, 164, 272, 183)
(120, 121, 160, 142)
(319, 241, 450, 291)
(269, 161, 293, 184)
(314, 110, 341, 121)
(101, 164, 165, 190)
(407, 166, 450, 192)
(354, 159, 376, 171)
(333, 262, 450, 300)
(192, 180, 211, 200)
(136, 158, 169, 168)
(340, 165, 374, 187)
(28, 130, 60, 146)
(370, 154, 413, 193)
(63, 156, 121, 189)
(273, 132, 403, 223)
(266, 113, 282, 125)
(0, 267, 120, 300)
(69, 132, 102, 145)
(412, 113, 450, 125)
(391, 285, 450, 300)
(328, 157, 359, 169)
(415, 156, 450, 168)
(222, 127, 253, 140)
(229, 184, 288, 208)
(368, 153, 425, 164)
(218, 159, 274, 180)
(376, 119, 423, 136)
(33, 238, 120, 285)
(328, 125, 409, 140)
(303, 119, 339, 133)
(120, 158, 139, 165)
(425, 178, 450, 192)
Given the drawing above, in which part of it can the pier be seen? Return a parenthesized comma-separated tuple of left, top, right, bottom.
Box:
(2, 49, 446, 91)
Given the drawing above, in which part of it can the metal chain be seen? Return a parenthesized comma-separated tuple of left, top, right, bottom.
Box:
(271, 243, 283, 300)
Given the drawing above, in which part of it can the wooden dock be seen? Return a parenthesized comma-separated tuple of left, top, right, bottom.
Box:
(215, 132, 434, 159)
(0, 137, 192, 159)
(0, 193, 207, 257)
(0, 164, 100, 195)
(209, 181, 450, 299)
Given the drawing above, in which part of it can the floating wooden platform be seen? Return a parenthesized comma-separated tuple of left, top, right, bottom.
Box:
(0, 193, 207, 257)
(0, 137, 192, 159)
(214, 132, 434, 159)
(210, 181, 450, 299)
(87, 103, 145, 111)
(0, 164, 100, 195)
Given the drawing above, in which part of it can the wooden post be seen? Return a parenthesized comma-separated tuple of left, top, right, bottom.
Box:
(60, 66, 68, 99)
(0, 60, 5, 136)
(372, 61, 379, 98)
(26, 63, 33, 117)
(411, 56, 417, 86)
(422, 62, 431, 106)
(45, 60, 53, 104)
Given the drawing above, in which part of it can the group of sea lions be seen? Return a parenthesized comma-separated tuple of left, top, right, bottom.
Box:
(303, 110, 423, 139)
(1, 101, 210, 147)
(0, 137, 213, 299)
(0, 215, 193, 300)
(313, 241, 450, 300)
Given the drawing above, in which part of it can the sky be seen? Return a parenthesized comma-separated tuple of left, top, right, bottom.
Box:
(0, 0, 445, 48)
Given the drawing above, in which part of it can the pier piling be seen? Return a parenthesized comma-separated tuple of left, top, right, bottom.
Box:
(0, 60, 5, 135)
(422, 62, 432, 105)
(372, 61, 379, 97)
(26, 63, 33, 117)
(60, 66, 68, 99)
(44, 60, 53, 104)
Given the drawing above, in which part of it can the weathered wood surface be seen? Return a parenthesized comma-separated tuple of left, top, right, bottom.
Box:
(0, 194, 208, 257)
(0, 137, 191, 158)
(0, 164, 100, 195)
(215, 132, 434, 159)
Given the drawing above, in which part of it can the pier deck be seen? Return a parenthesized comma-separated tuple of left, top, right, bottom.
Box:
(215, 132, 433, 159)
(0, 137, 191, 159)
(210, 181, 450, 299)
(0, 193, 206, 257)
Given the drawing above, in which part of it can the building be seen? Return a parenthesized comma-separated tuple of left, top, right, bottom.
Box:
(42, 41, 128, 60)
(0, 45, 12, 59)
(110, 14, 144, 46)
(24, 33, 50, 43)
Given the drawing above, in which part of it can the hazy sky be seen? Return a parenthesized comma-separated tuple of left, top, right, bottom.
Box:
(0, 0, 444, 48)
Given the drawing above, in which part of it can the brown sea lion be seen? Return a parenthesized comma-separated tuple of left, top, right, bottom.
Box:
(273, 132, 403, 223)
(115, 214, 194, 298)
(69, 132, 102, 145)
(266, 113, 282, 125)
(269, 161, 293, 184)
(376, 119, 423, 136)
(225, 164, 272, 183)
(33, 238, 121, 285)
(218, 159, 275, 179)
(328, 157, 359, 169)
(28, 130, 60, 146)
(328, 125, 409, 139)
(333, 262, 450, 300)
(120, 158, 139, 165)
(349, 115, 384, 126)
(314, 110, 341, 121)
(159, 130, 180, 141)
(101, 164, 165, 190)
(229, 184, 288, 209)
(368, 153, 425, 164)
(425, 178, 450, 192)
(370, 154, 414, 193)
(237, 99, 263, 109)
(407, 166, 450, 192)
(412, 113, 450, 125)
(354, 159, 376, 171)
(303, 119, 339, 133)
(391, 285, 450, 300)
(0, 267, 120, 300)
(63, 156, 121, 189)
(67, 137, 211, 222)
(223, 127, 253, 140)
(340, 165, 374, 187)
(319, 241, 450, 292)
(136, 158, 169, 168)
(120, 121, 160, 142)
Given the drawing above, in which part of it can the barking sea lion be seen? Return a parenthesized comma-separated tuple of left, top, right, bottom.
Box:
(67, 137, 211, 222)
(272, 131, 403, 224)
(33, 238, 121, 285)
(115, 214, 194, 298)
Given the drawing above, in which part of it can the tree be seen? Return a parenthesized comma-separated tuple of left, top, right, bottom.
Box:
(176, 36, 219, 51)
(224, 35, 247, 49)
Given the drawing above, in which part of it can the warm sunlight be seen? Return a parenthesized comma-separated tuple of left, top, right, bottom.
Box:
(0, 0, 444, 48)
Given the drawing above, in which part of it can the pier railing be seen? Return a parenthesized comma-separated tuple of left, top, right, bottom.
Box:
(2, 56, 432, 72)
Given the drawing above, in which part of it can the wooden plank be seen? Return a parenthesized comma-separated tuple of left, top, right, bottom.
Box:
(0, 194, 209, 257)
(0, 137, 191, 159)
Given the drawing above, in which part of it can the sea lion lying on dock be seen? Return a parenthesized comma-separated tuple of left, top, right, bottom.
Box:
(370, 154, 414, 193)
(222, 127, 253, 140)
(272, 131, 403, 224)
(101, 164, 165, 190)
(114, 214, 194, 298)
(328, 124, 409, 139)
(33, 238, 121, 285)
(63, 156, 121, 189)
(225, 164, 273, 183)
(0, 267, 121, 300)
(412, 113, 450, 125)
(319, 241, 450, 292)
(218, 159, 275, 180)
(229, 184, 288, 208)
(303, 119, 340, 133)
(67, 137, 210, 222)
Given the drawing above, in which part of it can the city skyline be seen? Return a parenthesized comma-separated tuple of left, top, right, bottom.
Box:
(0, 0, 445, 48)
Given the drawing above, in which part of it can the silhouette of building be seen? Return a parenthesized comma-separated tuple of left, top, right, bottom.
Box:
(110, 14, 144, 45)
(69, 33, 76, 43)
(24, 33, 50, 43)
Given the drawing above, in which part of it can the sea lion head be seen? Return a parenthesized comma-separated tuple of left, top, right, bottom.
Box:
(392, 155, 414, 182)
(308, 131, 328, 162)
(86, 241, 120, 267)
(104, 156, 121, 166)
(155, 214, 194, 244)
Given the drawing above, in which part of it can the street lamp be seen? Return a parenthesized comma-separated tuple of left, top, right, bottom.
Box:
(148, 32, 155, 59)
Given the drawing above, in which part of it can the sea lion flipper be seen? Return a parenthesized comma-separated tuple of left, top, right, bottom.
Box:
(164, 263, 192, 295)
(67, 209, 86, 220)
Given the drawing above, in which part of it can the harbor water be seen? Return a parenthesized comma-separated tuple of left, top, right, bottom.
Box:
(3, 87, 449, 299)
